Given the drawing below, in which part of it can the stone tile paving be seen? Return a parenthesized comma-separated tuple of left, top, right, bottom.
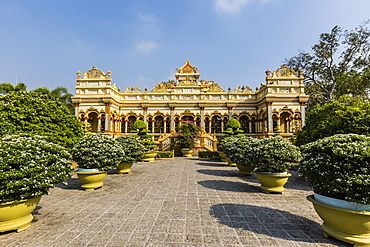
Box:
(0, 157, 351, 247)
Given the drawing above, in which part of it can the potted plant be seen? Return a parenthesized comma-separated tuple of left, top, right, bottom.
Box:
(0, 134, 72, 233)
(222, 136, 260, 175)
(300, 134, 370, 246)
(157, 151, 175, 160)
(217, 118, 244, 162)
(115, 135, 145, 174)
(198, 151, 216, 160)
(131, 120, 158, 162)
(254, 136, 301, 193)
(175, 120, 200, 157)
(71, 133, 125, 190)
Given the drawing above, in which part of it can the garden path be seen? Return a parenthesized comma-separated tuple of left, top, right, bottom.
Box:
(0, 157, 350, 247)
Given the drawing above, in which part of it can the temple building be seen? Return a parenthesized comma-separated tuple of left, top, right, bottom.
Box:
(72, 61, 309, 150)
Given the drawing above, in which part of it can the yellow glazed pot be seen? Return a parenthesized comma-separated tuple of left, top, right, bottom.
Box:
(0, 196, 41, 233)
(307, 195, 370, 247)
(76, 171, 107, 191)
(181, 148, 194, 157)
(255, 172, 291, 194)
(217, 151, 228, 162)
(226, 157, 237, 167)
(116, 162, 133, 174)
(142, 151, 158, 162)
(236, 163, 254, 176)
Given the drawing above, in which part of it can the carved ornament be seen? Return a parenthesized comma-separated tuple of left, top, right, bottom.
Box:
(151, 81, 173, 92)
(272, 65, 299, 78)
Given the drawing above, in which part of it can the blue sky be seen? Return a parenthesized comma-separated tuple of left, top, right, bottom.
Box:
(1, 0, 369, 93)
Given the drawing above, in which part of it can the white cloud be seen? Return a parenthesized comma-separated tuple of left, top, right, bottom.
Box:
(137, 75, 147, 83)
(136, 40, 158, 52)
(137, 13, 157, 25)
(214, 0, 254, 14)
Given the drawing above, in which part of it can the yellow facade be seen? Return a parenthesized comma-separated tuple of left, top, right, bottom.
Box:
(72, 61, 308, 146)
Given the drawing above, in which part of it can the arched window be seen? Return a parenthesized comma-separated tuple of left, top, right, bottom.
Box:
(174, 117, 180, 132)
(251, 117, 257, 133)
(127, 115, 137, 132)
(195, 117, 201, 128)
(154, 116, 164, 133)
(165, 117, 171, 133)
(222, 117, 229, 132)
(205, 117, 210, 133)
(100, 115, 105, 133)
(211, 115, 222, 133)
(181, 116, 194, 122)
(239, 115, 249, 133)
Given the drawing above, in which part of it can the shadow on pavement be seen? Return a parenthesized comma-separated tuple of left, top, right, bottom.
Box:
(210, 203, 351, 246)
(197, 169, 239, 177)
(198, 180, 260, 193)
(195, 161, 228, 167)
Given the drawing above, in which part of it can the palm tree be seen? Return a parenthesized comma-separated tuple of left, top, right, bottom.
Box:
(32, 86, 74, 113)
(0, 82, 27, 94)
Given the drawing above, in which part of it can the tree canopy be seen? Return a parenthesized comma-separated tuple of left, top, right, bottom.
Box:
(296, 95, 370, 146)
(286, 22, 370, 110)
(0, 91, 83, 150)
(32, 86, 74, 113)
(0, 82, 27, 94)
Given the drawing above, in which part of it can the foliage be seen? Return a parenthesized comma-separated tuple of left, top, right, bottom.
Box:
(175, 121, 200, 149)
(157, 151, 174, 158)
(296, 95, 370, 146)
(132, 120, 147, 131)
(286, 22, 370, 110)
(299, 134, 370, 204)
(198, 151, 218, 159)
(255, 136, 301, 173)
(0, 82, 27, 94)
(0, 134, 72, 201)
(137, 131, 157, 151)
(71, 133, 125, 171)
(221, 136, 260, 168)
(115, 135, 146, 163)
(0, 91, 83, 151)
(130, 120, 156, 151)
(32, 86, 74, 114)
(225, 118, 241, 130)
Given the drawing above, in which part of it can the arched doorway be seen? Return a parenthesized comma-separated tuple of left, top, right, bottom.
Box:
(88, 112, 98, 133)
(280, 112, 291, 133)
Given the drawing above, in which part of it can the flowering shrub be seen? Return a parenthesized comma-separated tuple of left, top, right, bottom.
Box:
(0, 134, 72, 201)
(71, 133, 125, 171)
(115, 135, 145, 163)
(255, 136, 301, 173)
(175, 121, 200, 149)
(221, 136, 261, 167)
(0, 92, 83, 151)
(299, 134, 370, 204)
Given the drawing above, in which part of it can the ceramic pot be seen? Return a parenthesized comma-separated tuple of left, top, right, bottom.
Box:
(236, 163, 254, 176)
(307, 195, 370, 247)
(76, 170, 107, 191)
(181, 148, 194, 157)
(255, 171, 291, 194)
(142, 151, 158, 162)
(0, 196, 41, 233)
(116, 162, 133, 174)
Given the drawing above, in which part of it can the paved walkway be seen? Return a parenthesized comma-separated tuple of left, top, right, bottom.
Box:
(1, 158, 351, 247)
